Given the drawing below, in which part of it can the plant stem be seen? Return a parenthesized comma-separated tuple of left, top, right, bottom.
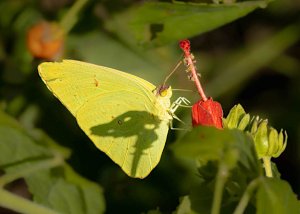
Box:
(233, 177, 261, 214)
(262, 157, 273, 177)
(59, 0, 89, 34)
(211, 163, 228, 214)
(0, 188, 59, 214)
(0, 154, 63, 187)
(185, 55, 208, 101)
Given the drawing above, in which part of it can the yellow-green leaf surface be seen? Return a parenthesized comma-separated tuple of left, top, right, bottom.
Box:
(38, 60, 172, 178)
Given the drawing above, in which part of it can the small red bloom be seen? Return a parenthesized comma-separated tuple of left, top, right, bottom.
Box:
(192, 98, 223, 129)
(179, 40, 192, 58)
(179, 39, 190, 54)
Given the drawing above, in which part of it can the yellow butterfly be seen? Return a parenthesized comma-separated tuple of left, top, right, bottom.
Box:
(39, 60, 182, 178)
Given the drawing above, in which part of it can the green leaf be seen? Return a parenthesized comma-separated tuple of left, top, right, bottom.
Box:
(0, 110, 105, 214)
(106, 1, 267, 47)
(189, 183, 214, 214)
(171, 127, 260, 175)
(256, 178, 300, 214)
(174, 196, 198, 214)
(0, 111, 52, 167)
(171, 127, 231, 162)
(25, 165, 105, 214)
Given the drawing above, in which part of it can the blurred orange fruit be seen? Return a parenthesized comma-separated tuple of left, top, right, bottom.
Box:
(27, 21, 64, 60)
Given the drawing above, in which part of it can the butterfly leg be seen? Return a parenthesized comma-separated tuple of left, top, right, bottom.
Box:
(169, 97, 191, 122)
(168, 97, 191, 129)
(169, 118, 192, 131)
(170, 97, 191, 114)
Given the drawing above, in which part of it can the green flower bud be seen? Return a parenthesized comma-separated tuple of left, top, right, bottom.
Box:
(225, 104, 287, 159)
(267, 128, 278, 156)
(250, 116, 263, 134)
(273, 130, 287, 158)
(253, 120, 269, 158)
(237, 113, 250, 131)
(223, 104, 250, 131)
(250, 119, 287, 159)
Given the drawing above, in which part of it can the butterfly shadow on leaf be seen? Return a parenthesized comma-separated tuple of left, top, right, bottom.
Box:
(90, 110, 167, 178)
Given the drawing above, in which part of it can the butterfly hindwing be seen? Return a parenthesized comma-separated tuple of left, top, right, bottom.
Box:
(76, 91, 169, 178)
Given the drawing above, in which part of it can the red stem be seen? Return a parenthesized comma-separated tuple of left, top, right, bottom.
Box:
(180, 40, 207, 101)
(185, 53, 207, 101)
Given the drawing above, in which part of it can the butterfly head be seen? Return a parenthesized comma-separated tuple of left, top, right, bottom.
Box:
(155, 84, 172, 98)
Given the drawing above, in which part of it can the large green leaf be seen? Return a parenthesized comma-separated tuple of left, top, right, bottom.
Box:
(256, 178, 300, 214)
(106, 1, 268, 47)
(171, 127, 260, 175)
(0, 110, 105, 214)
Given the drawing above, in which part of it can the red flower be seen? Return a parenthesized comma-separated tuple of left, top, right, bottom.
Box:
(192, 97, 223, 129)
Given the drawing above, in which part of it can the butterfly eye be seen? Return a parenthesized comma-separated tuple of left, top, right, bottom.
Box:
(160, 89, 168, 97)
(156, 85, 170, 97)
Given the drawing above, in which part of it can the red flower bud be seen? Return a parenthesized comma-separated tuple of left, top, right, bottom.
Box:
(179, 39, 191, 56)
(192, 97, 223, 129)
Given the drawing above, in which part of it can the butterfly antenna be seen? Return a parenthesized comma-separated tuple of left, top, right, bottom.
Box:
(172, 88, 195, 93)
(163, 54, 183, 86)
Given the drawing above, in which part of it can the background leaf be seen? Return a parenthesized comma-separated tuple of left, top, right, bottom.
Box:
(67, 31, 178, 83)
(0, 110, 105, 214)
(171, 127, 262, 213)
(0, 110, 52, 167)
(171, 127, 260, 174)
(107, 1, 268, 47)
(26, 165, 105, 214)
(256, 178, 300, 214)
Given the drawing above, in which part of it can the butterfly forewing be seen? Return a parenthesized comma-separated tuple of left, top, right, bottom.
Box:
(38, 60, 156, 116)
